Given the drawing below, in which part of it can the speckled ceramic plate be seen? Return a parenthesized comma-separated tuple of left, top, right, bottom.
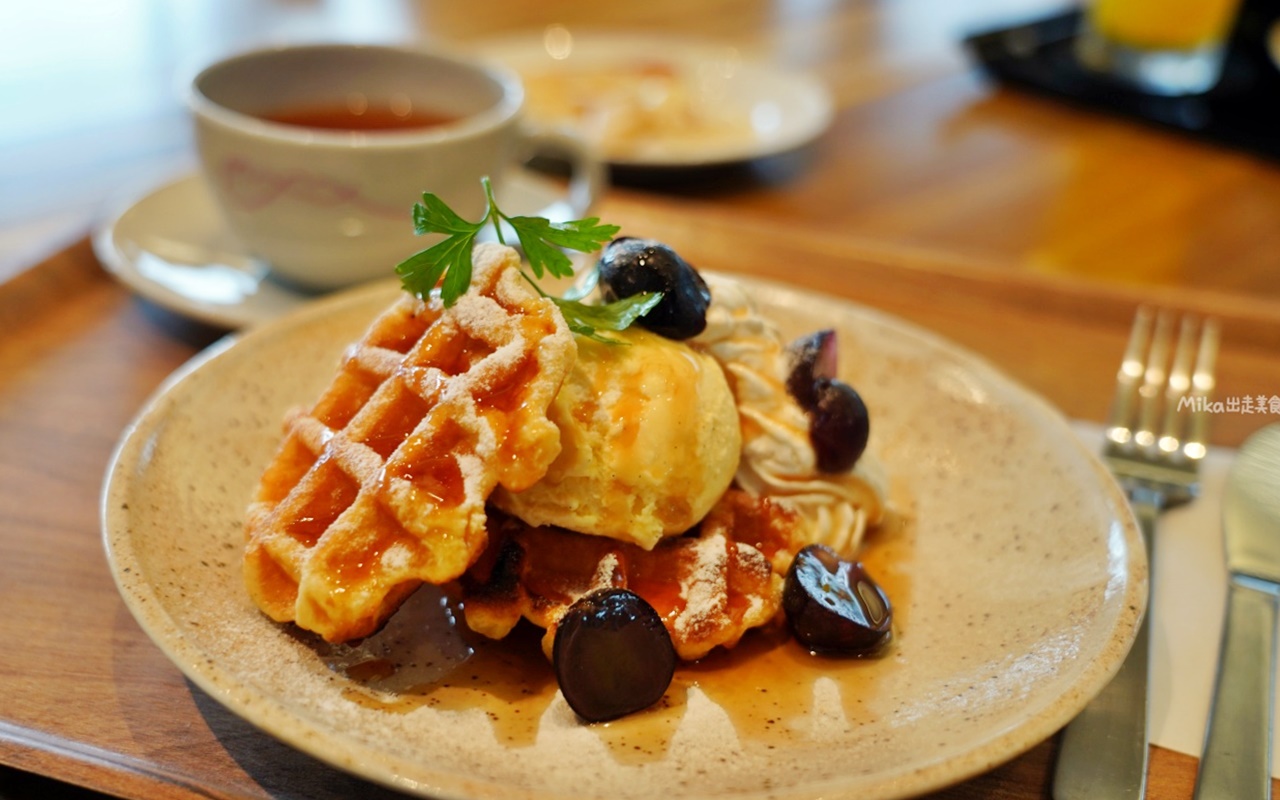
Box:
(102, 276, 1144, 800)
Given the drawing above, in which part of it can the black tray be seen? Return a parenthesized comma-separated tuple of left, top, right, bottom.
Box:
(964, 6, 1280, 161)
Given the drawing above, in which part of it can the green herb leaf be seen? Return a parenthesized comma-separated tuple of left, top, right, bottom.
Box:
(506, 215, 621, 279)
(396, 176, 653, 340)
(395, 229, 479, 305)
(552, 293, 663, 344)
(411, 193, 483, 237)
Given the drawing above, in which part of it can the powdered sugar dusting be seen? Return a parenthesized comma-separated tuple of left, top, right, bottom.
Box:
(241, 242, 576, 642)
(674, 532, 729, 641)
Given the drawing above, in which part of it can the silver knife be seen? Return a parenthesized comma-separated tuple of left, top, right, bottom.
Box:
(1193, 424, 1280, 800)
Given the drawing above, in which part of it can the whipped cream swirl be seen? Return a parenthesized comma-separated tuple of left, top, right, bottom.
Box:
(693, 275, 887, 554)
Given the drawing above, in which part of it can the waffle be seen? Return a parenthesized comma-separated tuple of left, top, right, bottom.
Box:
(244, 244, 576, 643)
(462, 489, 805, 661)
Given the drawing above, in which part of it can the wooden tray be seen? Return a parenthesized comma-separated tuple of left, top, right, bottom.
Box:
(3, 195, 1280, 798)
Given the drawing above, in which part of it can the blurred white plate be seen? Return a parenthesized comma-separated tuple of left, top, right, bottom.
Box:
(92, 169, 581, 330)
(103, 276, 1144, 800)
(476, 31, 834, 167)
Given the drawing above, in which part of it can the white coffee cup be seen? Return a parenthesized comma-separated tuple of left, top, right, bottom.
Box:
(188, 43, 604, 291)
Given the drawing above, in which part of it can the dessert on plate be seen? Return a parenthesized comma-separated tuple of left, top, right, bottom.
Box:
(242, 186, 892, 721)
(522, 59, 751, 161)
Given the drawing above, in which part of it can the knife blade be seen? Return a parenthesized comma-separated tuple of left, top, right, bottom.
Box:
(1193, 424, 1280, 800)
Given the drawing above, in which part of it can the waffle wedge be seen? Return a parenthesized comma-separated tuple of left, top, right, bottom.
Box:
(463, 489, 805, 661)
(244, 244, 576, 643)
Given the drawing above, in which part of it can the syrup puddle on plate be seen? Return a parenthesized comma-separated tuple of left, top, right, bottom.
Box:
(314, 506, 914, 765)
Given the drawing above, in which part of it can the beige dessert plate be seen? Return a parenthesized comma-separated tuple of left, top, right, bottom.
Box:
(102, 276, 1145, 800)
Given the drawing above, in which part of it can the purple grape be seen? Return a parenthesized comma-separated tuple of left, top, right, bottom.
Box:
(597, 237, 710, 340)
(552, 588, 676, 722)
(783, 544, 892, 656)
(810, 378, 869, 472)
(786, 329, 838, 410)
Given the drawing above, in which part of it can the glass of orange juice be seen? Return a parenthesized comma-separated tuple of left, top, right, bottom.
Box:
(1075, 0, 1244, 95)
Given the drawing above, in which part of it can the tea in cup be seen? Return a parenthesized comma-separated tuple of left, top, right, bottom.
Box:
(188, 43, 603, 291)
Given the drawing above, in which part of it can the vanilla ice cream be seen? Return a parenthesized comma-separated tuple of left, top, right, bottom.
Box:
(492, 326, 741, 550)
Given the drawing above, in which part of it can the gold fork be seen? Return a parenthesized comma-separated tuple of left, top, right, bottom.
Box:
(1053, 307, 1220, 800)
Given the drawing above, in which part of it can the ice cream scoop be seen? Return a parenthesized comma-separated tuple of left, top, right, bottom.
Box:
(492, 326, 741, 549)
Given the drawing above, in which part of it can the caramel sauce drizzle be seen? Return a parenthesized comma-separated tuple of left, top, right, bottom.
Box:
(334, 508, 913, 763)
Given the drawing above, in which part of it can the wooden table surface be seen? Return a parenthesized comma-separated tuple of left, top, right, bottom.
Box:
(4, 1, 1280, 799)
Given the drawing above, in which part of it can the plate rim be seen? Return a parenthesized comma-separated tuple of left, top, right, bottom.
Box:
(101, 276, 1145, 800)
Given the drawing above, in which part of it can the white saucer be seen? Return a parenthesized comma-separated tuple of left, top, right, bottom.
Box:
(93, 170, 585, 330)
(474, 32, 834, 167)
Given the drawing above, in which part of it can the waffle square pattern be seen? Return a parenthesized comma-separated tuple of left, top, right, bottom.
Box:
(244, 244, 576, 643)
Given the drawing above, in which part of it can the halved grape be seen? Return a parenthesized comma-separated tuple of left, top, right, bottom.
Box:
(552, 588, 676, 722)
(783, 544, 892, 656)
(786, 329, 838, 410)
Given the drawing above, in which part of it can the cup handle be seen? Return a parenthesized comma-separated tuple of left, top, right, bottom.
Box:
(514, 122, 607, 220)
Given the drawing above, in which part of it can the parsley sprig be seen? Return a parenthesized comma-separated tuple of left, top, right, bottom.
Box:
(395, 177, 660, 343)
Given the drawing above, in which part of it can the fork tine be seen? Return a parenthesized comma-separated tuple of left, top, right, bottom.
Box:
(1184, 318, 1220, 461)
(1106, 307, 1154, 448)
(1135, 310, 1175, 449)
(1158, 315, 1200, 456)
